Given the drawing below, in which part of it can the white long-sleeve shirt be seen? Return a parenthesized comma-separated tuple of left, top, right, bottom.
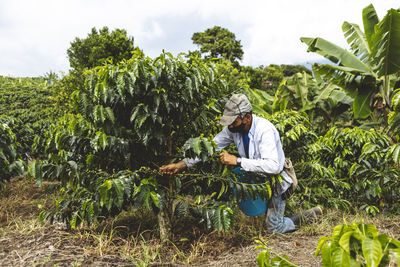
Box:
(183, 115, 292, 196)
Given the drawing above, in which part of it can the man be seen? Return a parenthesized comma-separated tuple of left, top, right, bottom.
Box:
(160, 94, 321, 233)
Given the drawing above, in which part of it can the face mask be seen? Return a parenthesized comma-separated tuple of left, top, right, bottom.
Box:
(228, 122, 245, 133)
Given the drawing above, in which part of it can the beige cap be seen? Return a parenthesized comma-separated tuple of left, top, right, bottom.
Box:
(219, 94, 252, 126)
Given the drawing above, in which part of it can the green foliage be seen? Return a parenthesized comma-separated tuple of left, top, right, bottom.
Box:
(308, 127, 400, 214)
(255, 238, 298, 267)
(0, 76, 55, 124)
(0, 76, 57, 153)
(244, 104, 400, 214)
(37, 169, 145, 228)
(316, 222, 400, 267)
(67, 26, 136, 71)
(0, 122, 25, 185)
(240, 64, 312, 94)
(58, 27, 137, 115)
(182, 136, 216, 162)
(245, 75, 353, 135)
(301, 4, 400, 119)
(76, 51, 227, 161)
(240, 64, 284, 94)
(192, 26, 244, 65)
(50, 70, 87, 115)
(255, 221, 400, 267)
(263, 111, 352, 211)
(388, 88, 400, 136)
(215, 59, 248, 93)
(31, 52, 266, 232)
(280, 64, 312, 77)
(266, 111, 317, 162)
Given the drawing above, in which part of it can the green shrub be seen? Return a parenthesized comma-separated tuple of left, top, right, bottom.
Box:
(0, 122, 25, 184)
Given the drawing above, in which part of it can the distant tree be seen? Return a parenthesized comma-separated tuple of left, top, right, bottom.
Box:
(240, 65, 267, 90)
(42, 71, 59, 84)
(67, 26, 136, 70)
(280, 64, 312, 76)
(191, 26, 243, 65)
(240, 65, 284, 94)
(55, 27, 137, 114)
(264, 64, 284, 83)
(215, 59, 248, 92)
(52, 69, 86, 114)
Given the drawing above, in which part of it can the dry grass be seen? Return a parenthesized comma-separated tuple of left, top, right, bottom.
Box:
(1, 177, 400, 266)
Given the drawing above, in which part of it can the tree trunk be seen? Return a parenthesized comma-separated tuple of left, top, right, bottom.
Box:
(158, 209, 171, 242)
(159, 134, 173, 241)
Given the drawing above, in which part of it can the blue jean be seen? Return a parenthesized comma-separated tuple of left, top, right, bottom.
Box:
(266, 194, 296, 233)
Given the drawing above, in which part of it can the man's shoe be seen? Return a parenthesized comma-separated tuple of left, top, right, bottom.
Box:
(290, 206, 322, 227)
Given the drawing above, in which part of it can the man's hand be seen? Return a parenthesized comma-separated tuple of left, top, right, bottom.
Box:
(159, 161, 187, 175)
(220, 152, 238, 166)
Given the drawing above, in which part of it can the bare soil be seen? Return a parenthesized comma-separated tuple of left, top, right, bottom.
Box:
(1, 177, 399, 266)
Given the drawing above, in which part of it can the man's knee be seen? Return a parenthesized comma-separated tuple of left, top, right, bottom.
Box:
(265, 213, 280, 233)
(266, 214, 296, 234)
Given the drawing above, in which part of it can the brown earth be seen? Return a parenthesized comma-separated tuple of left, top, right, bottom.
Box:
(1, 177, 399, 267)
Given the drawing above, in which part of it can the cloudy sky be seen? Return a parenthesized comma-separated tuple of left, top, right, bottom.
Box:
(0, 0, 398, 77)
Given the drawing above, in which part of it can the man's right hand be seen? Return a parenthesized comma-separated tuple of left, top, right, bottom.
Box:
(159, 161, 187, 175)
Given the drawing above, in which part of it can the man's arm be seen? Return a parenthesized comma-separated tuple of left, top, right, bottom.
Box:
(160, 127, 235, 173)
(213, 127, 234, 152)
(159, 161, 187, 175)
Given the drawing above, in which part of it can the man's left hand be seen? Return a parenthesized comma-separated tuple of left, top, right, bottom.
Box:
(220, 152, 238, 166)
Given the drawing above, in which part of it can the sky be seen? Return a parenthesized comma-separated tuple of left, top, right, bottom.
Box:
(0, 0, 398, 77)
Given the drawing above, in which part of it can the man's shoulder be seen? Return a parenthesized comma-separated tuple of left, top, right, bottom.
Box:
(252, 115, 278, 135)
(253, 115, 274, 128)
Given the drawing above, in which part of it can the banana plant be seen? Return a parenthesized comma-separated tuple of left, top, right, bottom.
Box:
(245, 73, 353, 133)
(301, 4, 400, 119)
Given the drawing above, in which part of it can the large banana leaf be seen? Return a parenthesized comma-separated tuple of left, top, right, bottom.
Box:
(312, 83, 338, 104)
(300, 37, 372, 73)
(353, 89, 374, 119)
(313, 63, 374, 119)
(290, 72, 310, 108)
(312, 64, 364, 96)
(371, 8, 400, 76)
(342, 22, 371, 62)
(302, 5, 400, 121)
(362, 4, 379, 49)
(329, 90, 353, 105)
(243, 87, 274, 115)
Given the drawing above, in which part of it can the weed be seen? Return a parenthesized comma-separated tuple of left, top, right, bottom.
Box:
(32, 253, 52, 266)
(121, 235, 160, 266)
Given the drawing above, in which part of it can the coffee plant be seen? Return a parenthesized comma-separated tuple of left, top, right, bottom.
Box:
(0, 76, 55, 124)
(315, 127, 400, 214)
(255, 237, 298, 267)
(29, 51, 277, 239)
(285, 125, 400, 214)
(250, 96, 400, 215)
(389, 88, 400, 137)
(0, 76, 57, 154)
(0, 120, 25, 186)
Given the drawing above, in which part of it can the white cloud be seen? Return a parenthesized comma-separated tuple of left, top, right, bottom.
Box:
(0, 0, 398, 76)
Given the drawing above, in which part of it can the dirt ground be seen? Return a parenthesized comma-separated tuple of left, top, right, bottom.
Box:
(1, 178, 399, 267)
